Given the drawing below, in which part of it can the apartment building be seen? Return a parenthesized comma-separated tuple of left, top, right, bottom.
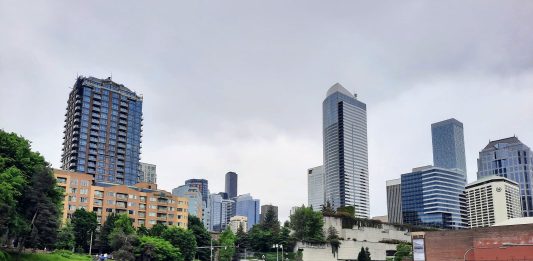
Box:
(54, 169, 188, 229)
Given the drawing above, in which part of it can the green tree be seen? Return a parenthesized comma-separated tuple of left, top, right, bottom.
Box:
(137, 224, 149, 236)
(326, 226, 341, 257)
(218, 228, 236, 261)
(161, 226, 197, 261)
(321, 201, 336, 216)
(279, 221, 296, 252)
(188, 216, 211, 261)
(113, 213, 135, 235)
(137, 236, 183, 261)
(71, 208, 97, 252)
(289, 206, 324, 242)
(261, 208, 280, 233)
(394, 243, 412, 261)
(149, 223, 167, 237)
(235, 224, 249, 254)
(110, 230, 138, 261)
(248, 225, 274, 252)
(365, 247, 372, 261)
(98, 213, 119, 253)
(55, 222, 75, 250)
(0, 130, 62, 250)
(357, 247, 369, 261)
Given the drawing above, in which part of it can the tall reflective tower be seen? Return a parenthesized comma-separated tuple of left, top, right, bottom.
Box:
(323, 83, 369, 218)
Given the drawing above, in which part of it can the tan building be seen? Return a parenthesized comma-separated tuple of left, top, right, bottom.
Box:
(54, 169, 188, 229)
(229, 216, 247, 233)
(465, 175, 522, 228)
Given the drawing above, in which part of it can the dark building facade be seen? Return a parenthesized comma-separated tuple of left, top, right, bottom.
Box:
(185, 179, 209, 203)
(61, 76, 143, 185)
(431, 118, 467, 177)
(386, 178, 402, 224)
(225, 171, 238, 199)
(260, 204, 278, 223)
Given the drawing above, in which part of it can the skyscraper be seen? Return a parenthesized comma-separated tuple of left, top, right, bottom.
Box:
(307, 165, 325, 211)
(208, 193, 234, 232)
(323, 83, 369, 218)
(172, 184, 203, 220)
(235, 193, 260, 230)
(477, 137, 533, 217)
(401, 166, 468, 229)
(138, 162, 157, 184)
(225, 172, 238, 199)
(185, 179, 209, 203)
(465, 176, 521, 228)
(431, 118, 467, 177)
(61, 76, 143, 185)
(386, 178, 402, 224)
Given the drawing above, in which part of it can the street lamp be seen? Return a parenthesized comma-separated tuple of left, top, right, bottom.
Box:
(272, 244, 283, 261)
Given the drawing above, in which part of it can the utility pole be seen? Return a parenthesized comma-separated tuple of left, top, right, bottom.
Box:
(88, 230, 93, 255)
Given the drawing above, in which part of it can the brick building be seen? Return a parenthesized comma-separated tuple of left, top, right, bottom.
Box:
(413, 222, 533, 260)
(55, 169, 188, 229)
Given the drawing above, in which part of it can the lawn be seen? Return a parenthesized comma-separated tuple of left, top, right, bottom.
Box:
(1, 250, 91, 261)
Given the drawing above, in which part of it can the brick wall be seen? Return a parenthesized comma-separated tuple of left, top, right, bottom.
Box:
(423, 224, 533, 261)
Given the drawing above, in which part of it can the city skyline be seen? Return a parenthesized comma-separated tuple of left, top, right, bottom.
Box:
(2, 1, 533, 221)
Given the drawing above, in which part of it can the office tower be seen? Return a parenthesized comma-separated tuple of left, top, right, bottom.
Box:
(61, 76, 143, 185)
(431, 118, 467, 177)
(323, 83, 369, 218)
(218, 192, 229, 200)
(54, 169, 188, 229)
(465, 176, 522, 228)
(138, 162, 157, 184)
(401, 166, 468, 229)
(208, 194, 235, 232)
(260, 204, 278, 223)
(225, 171, 238, 199)
(307, 165, 325, 211)
(477, 137, 533, 217)
(185, 179, 209, 203)
(235, 194, 260, 230)
(386, 178, 402, 224)
(229, 216, 248, 233)
(172, 185, 203, 220)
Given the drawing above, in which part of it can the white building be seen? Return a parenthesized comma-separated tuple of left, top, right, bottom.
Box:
(308, 165, 325, 211)
(138, 162, 157, 184)
(465, 175, 522, 228)
(296, 216, 410, 261)
(229, 216, 248, 233)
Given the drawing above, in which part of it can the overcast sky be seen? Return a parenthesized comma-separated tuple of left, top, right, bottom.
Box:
(1, 1, 533, 221)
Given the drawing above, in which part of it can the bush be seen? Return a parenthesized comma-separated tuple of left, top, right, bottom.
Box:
(0, 250, 10, 261)
(137, 236, 183, 261)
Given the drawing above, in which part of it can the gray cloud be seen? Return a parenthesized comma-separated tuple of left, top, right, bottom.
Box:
(1, 0, 533, 220)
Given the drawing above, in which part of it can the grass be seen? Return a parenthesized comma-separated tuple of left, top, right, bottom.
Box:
(4, 250, 91, 261)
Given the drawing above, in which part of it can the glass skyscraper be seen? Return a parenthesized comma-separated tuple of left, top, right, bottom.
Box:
(323, 83, 369, 218)
(401, 166, 468, 229)
(185, 179, 209, 203)
(225, 171, 238, 199)
(477, 137, 533, 217)
(431, 118, 467, 178)
(61, 76, 143, 185)
(235, 193, 260, 230)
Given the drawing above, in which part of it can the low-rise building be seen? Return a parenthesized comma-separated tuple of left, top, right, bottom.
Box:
(229, 216, 248, 233)
(55, 169, 188, 229)
(295, 216, 411, 261)
(465, 175, 522, 228)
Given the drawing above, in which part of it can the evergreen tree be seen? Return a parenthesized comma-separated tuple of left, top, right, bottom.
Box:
(71, 208, 98, 252)
(357, 247, 368, 261)
(188, 215, 211, 261)
(98, 213, 119, 253)
(289, 206, 324, 243)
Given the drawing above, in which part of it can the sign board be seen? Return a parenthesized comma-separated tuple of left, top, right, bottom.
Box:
(413, 238, 425, 261)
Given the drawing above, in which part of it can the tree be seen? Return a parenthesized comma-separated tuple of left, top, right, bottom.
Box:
(113, 214, 135, 235)
(336, 206, 355, 218)
(149, 223, 167, 237)
(161, 226, 197, 261)
(188, 216, 211, 261)
(289, 206, 324, 242)
(326, 226, 341, 257)
(248, 225, 274, 252)
(261, 208, 280, 233)
(279, 221, 296, 252)
(394, 243, 412, 261)
(137, 236, 183, 261)
(71, 208, 97, 252)
(321, 201, 336, 216)
(365, 247, 372, 261)
(235, 224, 249, 254)
(98, 213, 119, 253)
(357, 247, 369, 261)
(110, 230, 138, 261)
(218, 228, 236, 261)
(137, 224, 149, 236)
(0, 130, 62, 250)
(55, 222, 75, 250)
